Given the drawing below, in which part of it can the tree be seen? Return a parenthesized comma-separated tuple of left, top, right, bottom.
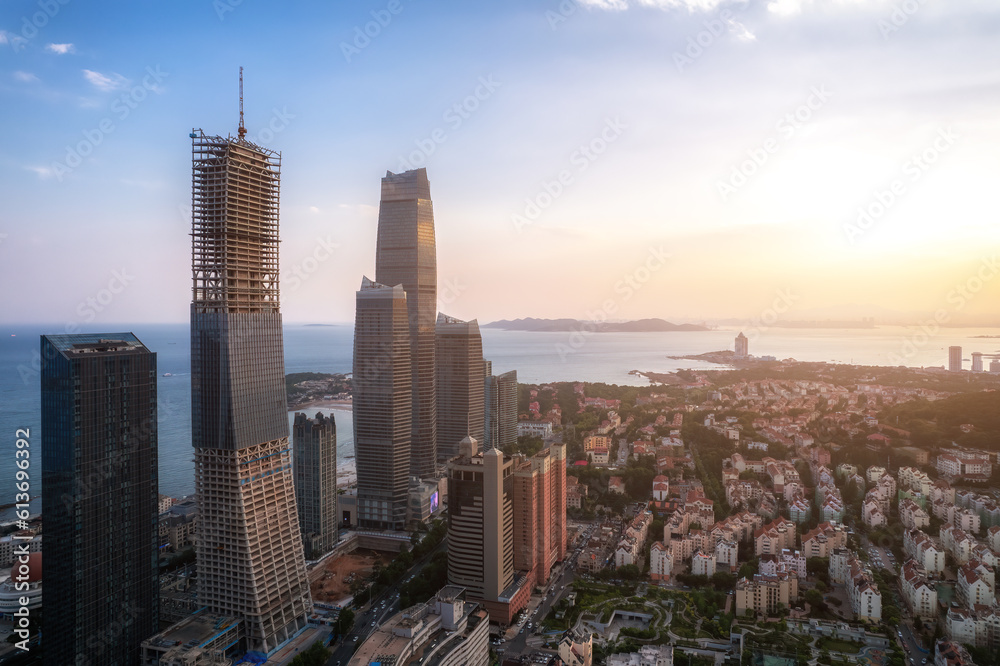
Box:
(804, 589, 825, 612)
(288, 641, 330, 666)
(334, 608, 355, 637)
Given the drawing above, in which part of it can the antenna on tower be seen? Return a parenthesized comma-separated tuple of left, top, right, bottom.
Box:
(238, 66, 246, 140)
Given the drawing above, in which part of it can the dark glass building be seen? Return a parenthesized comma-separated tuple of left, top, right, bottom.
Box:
(353, 277, 412, 530)
(435, 313, 485, 462)
(41, 333, 158, 664)
(375, 168, 438, 478)
(189, 129, 311, 651)
(293, 412, 337, 559)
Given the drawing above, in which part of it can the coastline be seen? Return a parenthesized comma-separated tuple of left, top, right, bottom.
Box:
(288, 398, 353, 412)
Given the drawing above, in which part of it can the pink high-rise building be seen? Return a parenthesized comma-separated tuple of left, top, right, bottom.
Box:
(512, 444, 567, 589)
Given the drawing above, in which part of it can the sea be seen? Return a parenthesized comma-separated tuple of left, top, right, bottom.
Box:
(3, 322, 1000, 515)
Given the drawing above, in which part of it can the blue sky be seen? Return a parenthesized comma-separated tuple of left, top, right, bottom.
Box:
(3, 0, 1000, 327)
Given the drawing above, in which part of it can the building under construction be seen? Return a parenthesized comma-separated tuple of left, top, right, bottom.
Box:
(188, 125, 312, 653)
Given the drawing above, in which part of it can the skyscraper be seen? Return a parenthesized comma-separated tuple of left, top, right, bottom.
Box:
(512, 444, 568, 589)
(484, 369, 517, 451)
(735, 332, 749, 358)
(353, 277, 412, 530)
(293, 412, 338, 559)
(41, 333, 159, 663)
(447, 436, 529, 624)
(189, 129, 311, 651)
(375, 168, 438, 478)
(949, 346, 963, 372)
(436, 313, 485, 462)
(972, 352, 983, 373)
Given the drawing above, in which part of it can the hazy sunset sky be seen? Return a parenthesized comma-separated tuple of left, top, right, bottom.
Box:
(3, 0, 1000, 327)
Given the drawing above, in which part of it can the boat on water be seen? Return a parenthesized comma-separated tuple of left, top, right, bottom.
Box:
(162, 373, 173, 377)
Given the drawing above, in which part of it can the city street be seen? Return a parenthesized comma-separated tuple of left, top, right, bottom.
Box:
(325, 537, 446, 666)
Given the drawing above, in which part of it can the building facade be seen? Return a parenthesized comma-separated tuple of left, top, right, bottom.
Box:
(354, 278, 412, 530)
(375, 168, 438, 478)
(189, 130, 311, 651)
(41, 333, 159, 662)
(293, 412, 338, 559)
(512, 444, 567, 589)
(435, 313, 485, 462)
(485, 369, 517, 451)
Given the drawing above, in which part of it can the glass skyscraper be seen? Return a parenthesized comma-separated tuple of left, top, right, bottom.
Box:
(293, 412, 338, 559)
(41, 333, 159, 664)
(435, 313, 485, 462)
(189, 129, 311, 651)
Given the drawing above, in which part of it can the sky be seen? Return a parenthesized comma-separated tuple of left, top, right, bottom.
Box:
(2, 0, 1000, 327)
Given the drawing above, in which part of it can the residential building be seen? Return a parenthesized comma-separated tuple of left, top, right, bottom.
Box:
(512, 444, 567, 588)
(735, 573, 799, 616)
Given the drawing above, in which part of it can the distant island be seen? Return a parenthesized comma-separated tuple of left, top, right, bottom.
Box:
(483, 317, 710, 332)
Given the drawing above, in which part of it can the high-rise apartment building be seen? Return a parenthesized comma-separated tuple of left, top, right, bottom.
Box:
(949, 346, 963, 372)
(41, 333, 159, 662)
(436, 313, 485, 462)
(353, 278, 412, 530)
(485, 369, 517, 451)
(971, 352, 983, 373)
(189, 129, 311, 651)
(447, 437, 529, 624)
(375, 168, 438, 477)
(735, 332, 749, 358)
(512, 444, 568, 589)
(293, 412, 338, 559)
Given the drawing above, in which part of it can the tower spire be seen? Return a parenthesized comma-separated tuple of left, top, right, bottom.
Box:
(238, 66, 246, 140)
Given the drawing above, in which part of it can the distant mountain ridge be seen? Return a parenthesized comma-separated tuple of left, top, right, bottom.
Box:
(483, 317, 710, 332)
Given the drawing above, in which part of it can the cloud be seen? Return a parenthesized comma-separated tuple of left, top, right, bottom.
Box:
(13, 71, 38, 82)
(309, 206, 321, 213)
(83, 69, 129, 92)
(577, 0, 745, 11)
(25, 166, 55, 179)
(46, 43, 75, 54)
(0, 29, 26, 49)
(767, 0, 889, 15)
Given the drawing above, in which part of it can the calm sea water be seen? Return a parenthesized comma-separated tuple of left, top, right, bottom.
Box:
(2, 322, 999, 506)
